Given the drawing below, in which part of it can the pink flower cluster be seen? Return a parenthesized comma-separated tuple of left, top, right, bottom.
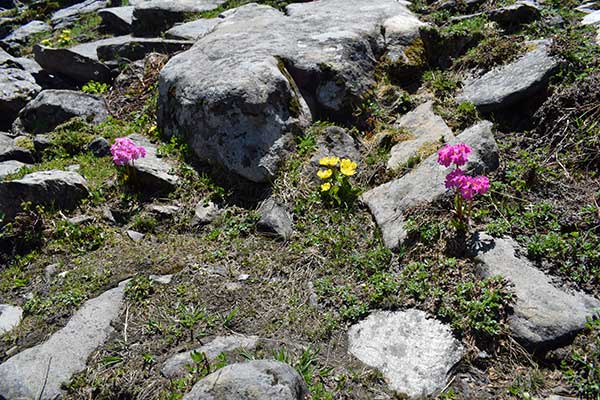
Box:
(437, 143, 471, 167)
(438, 144, 490, 200)
(110, 137, 146, 166)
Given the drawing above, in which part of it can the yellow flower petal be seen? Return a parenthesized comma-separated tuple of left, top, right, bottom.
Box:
(340, 159, 357, 176)
(321, 182, 331, 192)
(317, 169, 333, 180)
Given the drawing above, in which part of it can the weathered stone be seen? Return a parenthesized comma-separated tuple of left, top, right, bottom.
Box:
(191, 199, 221, 226)
(0, 48, 64, 90)
(0, 160, 26, 179)
(257, 198, 293, 240)
(309, 126, 361, 172)
(362, 121, 499, 250)
(147, 203, 180, 217)
(149, 274, 172, 284)
(0, 132, 34, 163)
(0, 67, 41, 129)
(348, 310, 464, 398)
(158, 1, 424, 182)
(0, 304, 22, 334)
(162, 335, 259, 379)
(67, 214, 94, 225)
(488, 1, 541, 25)
(51, 0, 110, 29)
(33, 134, 52, 152)
(0, 282, 127, 399)
(88, 136, 111, 157)
(0, 170, 89, 220)
(387, 101, 454, 170)
(132, 0, 227, 36)
(470, 232, 600, 350)
(165, 17, 221, 40)
(0, 20, 50, 54)
(182, 360, 308, 400)
(127, 229, 144, 242)
(99, 6, 135, 34)
(13, 89, 109, 135)
(127, 134, 179, 194)
(582, 10, 600, 26)
(457, 40, 559, 113)
(96, 37, 192, 63)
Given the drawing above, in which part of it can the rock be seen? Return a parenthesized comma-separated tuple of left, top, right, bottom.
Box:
(387, 101, 454, 170)
(0, 48, 65, 90)
(0, 281, 127, 399)
(470, 232, 600, 350)
(158, 1, 424, 182)
(88, 136, 111, 157)
(147, 203, 180, 217)
(127, 229, 144, 242)
(127, 134, 179, 194)
(132, 0, 227, 36)
(44, 263, 59, 281)
(309, 126, 361, 172)
(0, 20, 50, 54)
(162, 335, 259, 379)
(96, 37, 192, 64)
(582, 10, 600, 26)
(0, 304, 22, 334)
(457, 40, 559, 113)
(0, 132, 34, 163)
(33, 134, 52, 152)
(0, 67, 41, 129)
(149, 274, 172, 284)
(257, 198, 293, 240)
(182, 359, 308, 400)
(362, 121, 499, 250)
(67, 214, 94, 225)
(191, 200, 221, 226)
(0, 170, 89, 221)
(0, 160, 26, 179)
(66, 164, 80, 172)
(13, 89, 109, 135)
(99, 6, 135, 34)
(488, 1, 541, 25)
(51, 0, 110, 29)
(348, 310, 464, 398)
(165, 17, 221, 40)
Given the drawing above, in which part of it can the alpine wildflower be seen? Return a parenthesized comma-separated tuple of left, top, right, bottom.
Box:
(317, 169, 333, 180)
(340, 159, 357, 176)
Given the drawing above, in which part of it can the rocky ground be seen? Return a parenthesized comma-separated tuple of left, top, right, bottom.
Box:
(0, 0, 599, 399)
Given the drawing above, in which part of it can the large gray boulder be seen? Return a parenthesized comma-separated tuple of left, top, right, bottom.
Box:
(457, 40, 559, 113)
(132, 0, 227, 36)
(387, 101, 454, 170)
(0, 47, 64, 89)
(0, 67, 41, 129)
(13, 89, 108, 135)
(0, 20, 50, 55)
(0, 132, 34, 163)
(470, 232, 600, 350)
(0, 170, 89, 220)
(0, 281, 127, 399)
(158, 0, 425, 182)
(362, 121, 499, 250)
(162, 335, 259, 379)
(182, 360, 308, 400)
(348, 310, 464, 398)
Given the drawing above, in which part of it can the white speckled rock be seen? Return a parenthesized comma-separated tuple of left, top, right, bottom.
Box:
(0, 304, 23, 334)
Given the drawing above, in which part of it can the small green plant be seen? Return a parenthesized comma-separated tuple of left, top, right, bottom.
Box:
(41, 29, 72, 47)
(562, 319, 600, 397)
(82, 81, 109, 95)
(422, 70, 459, 99)
(125, 276, 155, 303)
(316, 156, 360, 208)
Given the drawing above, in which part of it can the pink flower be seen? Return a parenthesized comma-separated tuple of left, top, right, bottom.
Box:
(445, 168, 466, 189)
(455, 175, 490, 200)
(110, 137, 146, 166)
(437, 143, 472, 168)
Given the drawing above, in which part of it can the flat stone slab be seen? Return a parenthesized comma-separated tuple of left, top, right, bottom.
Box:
(387, 101, 454, 170)
(158, 0, 425, 182)
(0, 160, 26, 179)
(348, 310, 464, 398)
(13, 89, 109, 135)
(182, 360, 308, 400)
(0, 170, 89, 220)
(0, 20, 50, 54)
(0, 304, 23, 334)
(165, 17, 222, 40)
(51, 0, 110, 29)
(162, 335, 259, 378)
(132, 0, 227, 36)
(0, 281, 127, 399)
(470, 232, 600, 350)
(362, 121, 499, 250)
(457, 40, 559, 113)
(99, 6, 135, 34)
(128, 134, 179, 194)
(0, 67, 41, 129)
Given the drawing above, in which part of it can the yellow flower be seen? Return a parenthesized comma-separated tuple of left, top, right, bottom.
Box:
(317, 169, 332, 180)
(340, 159, 357, 176)
(321, 182, 331, 192)
(319, 156, 340, 167)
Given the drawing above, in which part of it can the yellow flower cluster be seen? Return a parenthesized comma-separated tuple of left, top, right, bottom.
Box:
(317, 156, 357, 192)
